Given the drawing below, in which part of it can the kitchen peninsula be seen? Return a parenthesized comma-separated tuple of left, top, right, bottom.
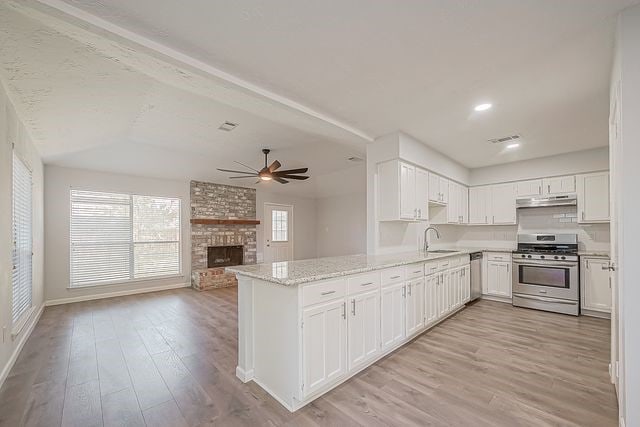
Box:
(227, 250, 482, 412)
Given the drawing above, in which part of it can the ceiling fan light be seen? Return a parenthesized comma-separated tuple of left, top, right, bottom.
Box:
(259, 174, 272, 181)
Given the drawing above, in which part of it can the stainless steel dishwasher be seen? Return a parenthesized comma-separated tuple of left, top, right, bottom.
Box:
(470, 252, 483, 301)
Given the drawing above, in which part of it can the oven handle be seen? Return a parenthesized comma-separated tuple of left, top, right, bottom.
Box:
(512, 259, 577, 268)
(514, 294, 577, 305)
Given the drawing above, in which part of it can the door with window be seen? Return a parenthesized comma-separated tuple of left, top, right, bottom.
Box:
(264, 204, 293, 263)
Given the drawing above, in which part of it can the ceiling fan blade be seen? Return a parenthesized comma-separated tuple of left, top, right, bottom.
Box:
(218, 168, 258, 174)
(268, 160, 281, 172)
(273, 176, 289, 184)
(233, 160, 260, 173)
(273, 168, 308, 175)
(276, 175, 309, 180)
(228, 175, 259, 179)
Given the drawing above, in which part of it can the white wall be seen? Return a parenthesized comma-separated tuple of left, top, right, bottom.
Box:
(470, 147, 609, 186)
(316, 192, 366, 257)
(44, 166, 191, 303)
(0, 83, 44, 386)
(612, 6, 640, 425)
(256, 190, 317, 262)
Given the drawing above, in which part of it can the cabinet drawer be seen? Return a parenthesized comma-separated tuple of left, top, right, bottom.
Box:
(381, 267, 405, 287)
(424, 261, 439, 275)
(347, 272, 380, 295)
(405, 264, 424, 280)
(486, 252, 511, 262)
(438, 258, 453, 270)
(458, 255, 470, 266)
(302, 279, 346, 307)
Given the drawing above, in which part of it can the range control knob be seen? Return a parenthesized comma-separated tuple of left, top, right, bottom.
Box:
(540, 255, 545, 259)
(561, 256, 566, 260)
(527, 255, 532, 259)
(554, 255, 559, 260)
(521, 254, 526, 258)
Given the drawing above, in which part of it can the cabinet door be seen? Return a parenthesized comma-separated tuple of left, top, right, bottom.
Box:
(381, 282, 405, 351)
(487, 261, 512, 297)
(469, 187, 489, 224)
(347, 290, 380, 370)
(415, 167, 430, 221)
(440, 177, 449, 204)
(447, 182, 460, 223)
(405, 278, 425, 337)
(424, 274, 438, 325)
(400, 163, 416, 219)
(491, 184, 516, 225)
(582, 258, 612, 312)
(428, 173, 441, 203)
(302, 299, 347, 397)
(543, 176, 575, 195)
(460, 186, 469, 224)
(516, 179, 543, 197)
(437, 273, 448, 317)
(577, 172, 610, 223)
(462, 265, 471, 302)
(449, 268, 460, 310)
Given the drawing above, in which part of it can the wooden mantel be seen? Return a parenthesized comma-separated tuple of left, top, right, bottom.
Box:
(190, 218, 260, 225)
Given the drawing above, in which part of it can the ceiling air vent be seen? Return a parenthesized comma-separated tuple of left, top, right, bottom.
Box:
(347, 156, 364, 162)
(488, 134, 521, 144)
(218, 121, 239, 131)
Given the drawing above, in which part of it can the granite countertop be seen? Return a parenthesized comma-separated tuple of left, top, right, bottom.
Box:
(226, 247, 515, 286)
(578, 251, 610, 258)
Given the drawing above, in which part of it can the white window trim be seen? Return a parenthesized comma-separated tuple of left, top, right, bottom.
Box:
(69, 188, 183, 288)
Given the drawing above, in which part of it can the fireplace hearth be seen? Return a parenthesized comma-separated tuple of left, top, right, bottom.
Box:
(208, 245, 244, 268)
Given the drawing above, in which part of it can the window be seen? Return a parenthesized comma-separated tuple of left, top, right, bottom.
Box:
(271, 209, 288, 242)
(12, 153, 32, 324)
(70, 190, 181, 287)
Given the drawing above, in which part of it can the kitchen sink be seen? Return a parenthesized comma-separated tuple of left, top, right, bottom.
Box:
(428, 249, 459, 253)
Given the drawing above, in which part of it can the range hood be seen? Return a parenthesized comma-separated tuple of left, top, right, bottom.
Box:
(516, 194, 577, 209)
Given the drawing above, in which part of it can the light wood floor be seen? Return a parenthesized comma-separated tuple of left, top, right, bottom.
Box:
(0, 287, 617, 426)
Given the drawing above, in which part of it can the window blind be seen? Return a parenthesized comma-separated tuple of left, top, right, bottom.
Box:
(70, 190, 181, 287)
(12, 153, 32, 324)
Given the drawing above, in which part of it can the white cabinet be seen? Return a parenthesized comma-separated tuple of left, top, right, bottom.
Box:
(380, 282, 406, 351)
(490, 183, 517, 225)
(461, 265, 470, 303)
(486, 260, 512, 298)
(543, 175, 575, 195)
(469, 186, 490, 224)
(581, 257, 611, 314)
(377, 160, 428, 221)
(424, 274, 438, 325)
(436, 272, 448, 317)
(347, 290, 380, 370)
(429, 173, 448, 204)
(400, 162, 416, 220)
(460, 186, 469, 224)
(405, 278, 425, 337)
(302, 299, 347, 397)
(516, 179, 543, 197)
(415, 167, 430, 221)
(577, 172, 610, 223)
(447, 181, 460, 223)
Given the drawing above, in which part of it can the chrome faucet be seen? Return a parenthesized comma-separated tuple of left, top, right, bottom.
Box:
(423, 226, 440, 252)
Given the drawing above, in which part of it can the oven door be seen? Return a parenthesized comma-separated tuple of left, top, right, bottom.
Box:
(512, 259, 578, 300)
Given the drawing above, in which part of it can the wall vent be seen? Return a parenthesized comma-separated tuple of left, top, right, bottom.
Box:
(218, 121, 239, 131)
(347, 156, 364, 162)
(488, 134, 521, 144)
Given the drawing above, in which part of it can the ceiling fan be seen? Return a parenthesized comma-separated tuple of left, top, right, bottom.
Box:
(217, 149, 309, 184)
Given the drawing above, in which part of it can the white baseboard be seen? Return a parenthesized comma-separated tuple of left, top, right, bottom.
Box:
(0, 303, 45, 389)
(481, 294, 513, 304)
(235, 366, 254, 383)
(45, 282, 190, 306)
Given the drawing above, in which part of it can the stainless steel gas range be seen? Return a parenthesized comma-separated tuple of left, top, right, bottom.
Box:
(512, 234, 579, 316)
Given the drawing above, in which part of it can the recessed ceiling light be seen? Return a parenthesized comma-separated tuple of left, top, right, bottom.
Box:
(218, 121, 239, 131)
(474, 103, 492, 112)
(506, 143, 520, 149)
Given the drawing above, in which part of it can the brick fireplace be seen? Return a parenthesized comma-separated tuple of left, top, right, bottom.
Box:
(190, 181, 258, 290)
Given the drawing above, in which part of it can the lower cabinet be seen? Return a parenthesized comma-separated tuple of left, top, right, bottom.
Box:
(347, 290, 380, 370)
(581, 256, 612, 314)
(424, 274, 439, 325)
(381, 281, 406, 351)
(486, 260, 512, 298)
(302, 299, 347, 397)
(405, 278, 425, 337)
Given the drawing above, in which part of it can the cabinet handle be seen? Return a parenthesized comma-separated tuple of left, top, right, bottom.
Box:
(390, 275, 401, 279)
(402, 286, 406, 297)
(342, 302, 346, 319)
(485, 215, 488, 223)
(538, 185, 542, 194)
(586, 260, 589, 269)
(407, 284, 412, 296)
(581, 211, 585, 221)
(548, 184, 551, 193)
(507, 264, 510, 272)
(321, 290, 336, 296)
(352, 299, 356, 316)
(360, 282, 374, 287)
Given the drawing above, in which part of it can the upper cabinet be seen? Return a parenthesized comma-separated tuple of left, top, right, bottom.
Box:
(428, 173, 448, 204)
(468, 184, 516, 225)
(377, 160, 429, 222)
(543, 175, 575, 195)
(516, 179, 543, 197)
(577, 172, 610, 223)
(431, 181, 468, 225)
